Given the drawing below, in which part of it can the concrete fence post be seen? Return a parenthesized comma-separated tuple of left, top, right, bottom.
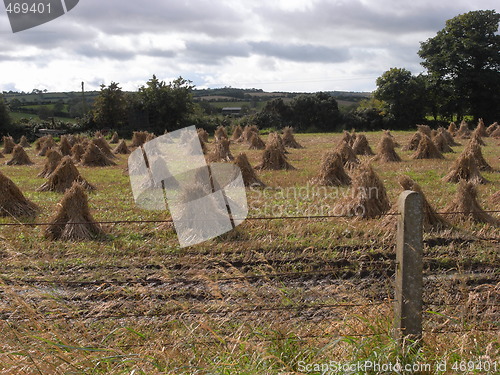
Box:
(394, 190, 424, 346)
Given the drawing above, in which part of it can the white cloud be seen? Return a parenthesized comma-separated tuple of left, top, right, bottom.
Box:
(0, 0, 498, 92)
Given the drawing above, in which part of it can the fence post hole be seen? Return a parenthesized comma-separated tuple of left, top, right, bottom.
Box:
(394, 190, 423, 347)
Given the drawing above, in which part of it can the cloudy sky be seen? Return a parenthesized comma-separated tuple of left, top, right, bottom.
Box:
(0, 0, 497, 93)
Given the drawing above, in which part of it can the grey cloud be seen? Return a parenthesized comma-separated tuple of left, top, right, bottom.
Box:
(255, 0, 465, 40)
(8, 23, 98, 48)
(183, 40, 351, 65)
(2, 0, 497, 93)
(184, 41, 251, 65)
(0, 53, 20, 62)
(1, 0, 248, 55)
(71, 0, 248, 38)
(249, 41, 351, 63)
(72, 44, 134, 61)
(88, 77, 108, 88)
(72, 44, 177, 61)
(145, 48, 178, 59)
(0, 0, 463, 67)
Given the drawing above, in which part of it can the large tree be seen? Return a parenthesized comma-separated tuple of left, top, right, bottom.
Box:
(253, 93, 341, 132)
(373, 68, 426, 128)
(138, 75, 194, 132)
(92, 82, 128, 129)
(289, 92, 341, 132)
(418, 10, 500, 123)
(253, 98, 291, 129)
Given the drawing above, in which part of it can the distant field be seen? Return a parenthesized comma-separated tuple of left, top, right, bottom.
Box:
(200, 100, 267, 110)
(0, 130, 498, 373)
(3, 91, 100, 104)
(9, 110, 77, 124)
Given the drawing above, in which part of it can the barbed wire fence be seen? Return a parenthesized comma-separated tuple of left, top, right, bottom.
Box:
(0, 211, 499, 227)
(0, 193, 498, 350)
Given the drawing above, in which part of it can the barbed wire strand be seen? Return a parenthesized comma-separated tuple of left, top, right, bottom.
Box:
(2, 261, 498, 287)
(0, 210, 498, 227)
(0, 266, 397, 286)
(0, 301, 393, 322)
(2, 297, 498, 323)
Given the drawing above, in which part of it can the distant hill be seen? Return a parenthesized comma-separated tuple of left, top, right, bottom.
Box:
(2, 88, 371, 107)
(2, 91, 100, 105)
(191, 88, 371, 105)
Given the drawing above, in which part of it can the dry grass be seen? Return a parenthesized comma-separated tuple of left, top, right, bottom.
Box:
(36, 136, 56, 154)
(412, 134, 444, 159)
(448, 122, 457, 135)
(402, 131, 421, 151)
(471, 128, 486, 146)
(130, 131, 150, 147)
(310, 151, 351, 186)
(2, 136, 15, 154)
(34, 135, 54, 151)
(374, 135, 401, 162)
(214, 125, 228, 141)
(486, 121, 498, 135)
(19, 135, 30, 148)
(44, 181, 105, 240)
(110, 131, 119, 144)
(197, 128, 209, 143)
(255, 140, 295, 171)
(38, 149, 63, 178)
(438, 127, 459, 146)
(92, 137, 116, 159)
(442, 149, 487, 184)
(59, 135, 72, 156)
(234, 152, 265, 187)
(70, 143, 85, 163)
(0, 130, 498, 373)
(248, 132, 266, 150)
(339, 130, 355, 146)
(80, 143, 116, 167)
(352, 134, 374, 155)
(433, 132, 454, 153)
(334, 162, 390, 218)
(336, 141, 360, 169)
(444, 180, 498, 225)
(237, 125, 259, 143)
(385, 175, 450, 232)
(37, 156, 95, 193)
(231, 124, 243, 141)
(475, 118, 488, 137)
(6, 145, 33, 165)
(0, 170, 39, 217)
(417, 124, 432, 137)
(491, 127, 500, 138)
(282, 127, 303, 148)
(465, 138, 493, 171)
(113, 139, 131, 154)
(206, 138, 234, 162)
(456, 120, 471, 139)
